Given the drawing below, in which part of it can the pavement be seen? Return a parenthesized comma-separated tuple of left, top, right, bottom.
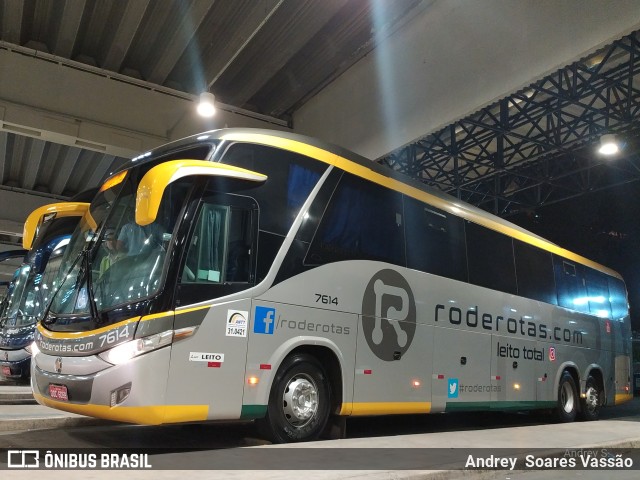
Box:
(1, 381, 640, 479)
(0, 382, 109, 432)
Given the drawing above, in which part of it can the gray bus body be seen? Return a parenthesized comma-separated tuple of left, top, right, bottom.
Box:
(32, 129, 632, 442)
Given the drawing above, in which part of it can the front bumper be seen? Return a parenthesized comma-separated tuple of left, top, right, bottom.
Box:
(0, 349, 31, 379)
(31, 345, 208, 425)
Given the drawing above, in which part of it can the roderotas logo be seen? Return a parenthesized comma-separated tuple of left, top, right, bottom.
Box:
(361, 269, 416, 361)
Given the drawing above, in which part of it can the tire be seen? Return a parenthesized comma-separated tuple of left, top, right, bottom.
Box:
(579, 375, 602, 421)
(556, 371, 578, 422)
(257, 353, 331, 443)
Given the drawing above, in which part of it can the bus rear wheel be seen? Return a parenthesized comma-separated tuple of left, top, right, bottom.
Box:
(258, 353, 331, 443)
(556, 371, 578, 422)
(579, 375, 602, 421)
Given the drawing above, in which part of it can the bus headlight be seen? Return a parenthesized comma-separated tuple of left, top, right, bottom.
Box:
(98, 330, 173, 365)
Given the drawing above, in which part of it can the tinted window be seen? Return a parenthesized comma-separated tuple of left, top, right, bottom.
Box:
(584, 268, 612, 318)
(182, 203, 254, 284)
(307, 174, 405, 266)
(514, 240, 557, 304)
(466, 222, 517, 294)
(404, 198, 467, 281)
(176, 192, 257, 306)
(220, 144, 326, 236)
(608, 277, 629, 320)
(553, 256, 588, 313)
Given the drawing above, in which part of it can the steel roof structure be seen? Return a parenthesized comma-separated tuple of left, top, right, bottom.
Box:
(381, 30, 640, 216)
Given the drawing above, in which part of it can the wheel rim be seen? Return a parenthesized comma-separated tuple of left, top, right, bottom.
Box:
(585, 386, 599, 412)
(282, 373, 319, 428)
(560, 382, 575, 413)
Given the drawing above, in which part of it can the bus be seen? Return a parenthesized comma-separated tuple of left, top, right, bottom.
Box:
(0, 201, 89, 380)
(31, 129, 632, 442)
(0, 250, 28, 307)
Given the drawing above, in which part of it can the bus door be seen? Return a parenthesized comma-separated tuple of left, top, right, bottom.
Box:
(165, 193, 257, 419)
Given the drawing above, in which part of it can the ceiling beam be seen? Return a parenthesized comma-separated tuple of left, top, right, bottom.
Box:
(50, 147, 81, 197)
(205, 0, 285, 88)
(147, 1, 213, 85)
(53, 0, 86, 58)
(1, 0, 24, 45)
(223, 0, 348, 107)
(102, 0, 150, 72)
(0, 42, 289, 162)
(85, 153, 115, 187)
(22, 138, 46, 191)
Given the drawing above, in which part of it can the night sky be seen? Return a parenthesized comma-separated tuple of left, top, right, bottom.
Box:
(511, 181, 640, 333)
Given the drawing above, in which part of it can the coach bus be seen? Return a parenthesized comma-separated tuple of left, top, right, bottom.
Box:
(0, 201, 89, 379)
(31, 129, 632, 442)
(0, 250, 28, 306)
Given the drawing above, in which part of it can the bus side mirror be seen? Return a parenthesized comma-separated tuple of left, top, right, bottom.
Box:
(23, 202, 90, 249)
(135, 159, 267, 226)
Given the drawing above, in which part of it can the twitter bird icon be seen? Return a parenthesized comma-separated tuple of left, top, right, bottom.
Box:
(448, 378, 459, 398)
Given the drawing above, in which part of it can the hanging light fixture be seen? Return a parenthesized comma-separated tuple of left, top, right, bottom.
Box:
(196, 92, 216, 117)
(598, 134, 619, 155)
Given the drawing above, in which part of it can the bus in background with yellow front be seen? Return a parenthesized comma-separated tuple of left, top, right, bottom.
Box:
(0, 200, 89, 380)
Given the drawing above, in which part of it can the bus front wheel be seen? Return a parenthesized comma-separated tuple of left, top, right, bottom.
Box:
(556, 371, 578, 422)
(258, 353, 331, 443)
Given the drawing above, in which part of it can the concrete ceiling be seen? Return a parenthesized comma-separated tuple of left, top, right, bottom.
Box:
(0, 0, 423, 275)
(0, 0, 639, 282)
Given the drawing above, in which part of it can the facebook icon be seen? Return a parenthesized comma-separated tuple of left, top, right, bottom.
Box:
(254, 306, 276, 334)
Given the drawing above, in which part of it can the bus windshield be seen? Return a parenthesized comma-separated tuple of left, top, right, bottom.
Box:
(0, 239, 68, 329)
(48, 166, 188, 318)
(0, 264, 31, 327)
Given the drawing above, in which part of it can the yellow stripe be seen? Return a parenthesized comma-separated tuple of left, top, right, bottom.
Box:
(139, 311, 175, 322)
(615, 393, 633, 404)
(37, 312, 171, 339)
(220, 132, 621, 279)
(37, 317, 142, 339)
(339, 402, 431, 416)
(34, 393, 208, 425)
(36, 307, 211, 340)
(175, 304, 211, 315)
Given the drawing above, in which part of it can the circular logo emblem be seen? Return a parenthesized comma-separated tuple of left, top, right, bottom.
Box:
(362, 269, 416, 361)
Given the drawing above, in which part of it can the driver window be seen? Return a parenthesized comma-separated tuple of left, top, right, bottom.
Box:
(182, 201, 254, 285)
(183, 205, 227, 283)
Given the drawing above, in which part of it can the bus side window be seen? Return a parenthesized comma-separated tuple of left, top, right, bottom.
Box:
(608, 277, 629, 320)
(183, 204, 228, 284)
(466, 221, 517, 295)
(306, 173, 404, 266)
(220, 143, 325, 236)
(584, 268, 612, 318)
(181, 198, 255, 286)
(553, 256, 589, 313)
(404, 197, 467, 281)
(514, 240, 557, 305)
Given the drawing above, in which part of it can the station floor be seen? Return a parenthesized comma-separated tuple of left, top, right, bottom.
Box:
(1, 383, 640, 479)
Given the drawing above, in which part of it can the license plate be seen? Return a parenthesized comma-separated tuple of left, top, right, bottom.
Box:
(1, 366, 10, 377)
(49, 384, 69, 401)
